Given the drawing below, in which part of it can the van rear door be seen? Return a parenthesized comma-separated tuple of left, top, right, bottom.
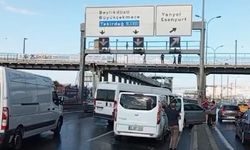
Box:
(116, 93, 158, 134)
(94, 89, 115, 120)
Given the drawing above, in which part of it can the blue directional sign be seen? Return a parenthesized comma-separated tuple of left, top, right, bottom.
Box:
(170, 37, 181, 48)
(99, 37, 110, 53)
(133, 37, 144, 54)
(133, 37, 144, 48)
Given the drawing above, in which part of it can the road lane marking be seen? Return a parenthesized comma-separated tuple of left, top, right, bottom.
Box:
(205, 126, 219, 150)
(87, 131, 114, 142)
(214, 126, 234, 150)
(192, 126, 198, 150)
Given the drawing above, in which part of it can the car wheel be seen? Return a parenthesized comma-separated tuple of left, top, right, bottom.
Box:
(156, 133, 164, 143)
(184, 119, 188, 128)
(188, 124, 194, 129)
(107, 120, 114, 128)
(114, 134, 121, 141)
(241, 131, 246, 144)
(235, 133, 238, 138)
(12, 129, 23, 150)
(54, 118, 63, 136)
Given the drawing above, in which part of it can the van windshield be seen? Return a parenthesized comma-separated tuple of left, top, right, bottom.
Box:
(96, 89, 115, 102)
(120, 94, 157, 111)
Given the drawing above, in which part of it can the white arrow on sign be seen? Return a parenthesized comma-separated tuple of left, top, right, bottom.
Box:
(171, 37, 180, 47)
(134, 38, 143, 46)
(100, 39, 108, 46)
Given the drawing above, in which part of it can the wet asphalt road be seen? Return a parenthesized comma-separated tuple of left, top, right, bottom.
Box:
(10, 111, 192, 150)
(215, 120, 250, 150)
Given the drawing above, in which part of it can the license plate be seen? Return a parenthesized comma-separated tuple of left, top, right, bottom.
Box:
(128, 125, 143, 131)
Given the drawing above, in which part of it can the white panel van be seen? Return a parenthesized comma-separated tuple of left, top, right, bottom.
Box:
(0, 67, 63, 149)
(114, 92, 169, 140)
(94, 82, 172, 125)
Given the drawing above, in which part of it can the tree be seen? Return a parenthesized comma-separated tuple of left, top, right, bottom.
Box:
(53, 80, 60, 88)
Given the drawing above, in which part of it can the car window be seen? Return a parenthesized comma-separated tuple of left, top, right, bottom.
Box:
(96, 89, 115, 102)
(224, 105, 239, 111)
(184, 104, 203, 111)
(176, 99, 182, 111)
(184, 105, 192, 111)
(120, 94, 157, 111)
(183, 98, 198, 104)
(192, 105, 203, 111)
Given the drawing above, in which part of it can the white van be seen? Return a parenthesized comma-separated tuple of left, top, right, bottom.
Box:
(114, 92, 169, 140)
(0, 67, 63, 149)
(94, 82, 171, 125)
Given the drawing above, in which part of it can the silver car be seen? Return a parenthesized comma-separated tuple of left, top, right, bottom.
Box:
(218, 104, 240, 122)
(184, 103, 206, 128)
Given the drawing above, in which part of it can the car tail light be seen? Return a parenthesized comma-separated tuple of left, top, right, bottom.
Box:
(157, 105, 161, 124)
(221, 107, 225, 115)
(113, 101, 118, 121)
(1, 107, 9, 131)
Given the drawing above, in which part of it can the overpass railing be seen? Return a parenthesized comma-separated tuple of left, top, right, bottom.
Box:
(0, 52, 249, 65)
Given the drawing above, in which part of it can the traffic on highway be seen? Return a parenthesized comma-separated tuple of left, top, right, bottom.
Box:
(5, 105, 249, 150)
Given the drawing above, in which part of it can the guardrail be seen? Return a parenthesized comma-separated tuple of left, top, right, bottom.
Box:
(0, 52, 249, 66)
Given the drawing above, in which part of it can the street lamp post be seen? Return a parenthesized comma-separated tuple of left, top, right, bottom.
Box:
(195, 15, 221, 64)
(209, 45, 224, 101)
(23, 38, 28, 54)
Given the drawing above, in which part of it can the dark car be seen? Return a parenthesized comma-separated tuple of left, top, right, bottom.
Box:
(83, 98, 94, 113)
(218, 104, 240, 122)
(184, 103, 206, 128)
(235, 110, 250, 144)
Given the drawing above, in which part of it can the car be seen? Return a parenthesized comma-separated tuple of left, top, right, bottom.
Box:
(218, 104, 240, 122)
(235, 110, 250, 144)
(83, 98, 94, 113)
(114, 92, 169, 141)
(238, 104, 248, 113)
(184, 103, 206, 128)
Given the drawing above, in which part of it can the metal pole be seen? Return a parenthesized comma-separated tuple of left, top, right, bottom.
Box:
(235, 40, 237, 65)
(227, 75, 229, 99)
(116, 39, 118, 62)
(213, 50, 215, 100)
(221, 74, 223, 99)
(235, 78, 237, 97)
(199, 0, 206, 104)
(23, 38, 27, 54)
(205, 22, 208, 64)
(79, 23, 86, 103)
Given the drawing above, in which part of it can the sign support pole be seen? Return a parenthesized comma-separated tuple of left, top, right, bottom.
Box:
(199, 0, 206, 104)
(79, 23, 86, 103)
